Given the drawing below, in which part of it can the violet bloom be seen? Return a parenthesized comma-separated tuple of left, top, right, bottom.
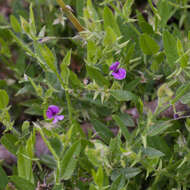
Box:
(110, 62, 126, 80)
(46, 105, 64, 124)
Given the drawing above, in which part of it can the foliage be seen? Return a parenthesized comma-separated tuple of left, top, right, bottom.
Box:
(1, 0, 190, 189)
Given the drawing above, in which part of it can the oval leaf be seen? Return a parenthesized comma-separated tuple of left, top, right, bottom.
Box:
(0, 89, 9, 109)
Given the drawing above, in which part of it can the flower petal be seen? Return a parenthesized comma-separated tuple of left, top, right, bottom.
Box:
(46, 109, 53, 119)
(112, 68, 126, 80)
(109, 62, 120, 72)
(57, 115, 64, 121)
(52, 117, 59, 124)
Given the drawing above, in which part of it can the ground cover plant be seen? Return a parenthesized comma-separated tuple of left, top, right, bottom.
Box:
(1, 0, 190, 189)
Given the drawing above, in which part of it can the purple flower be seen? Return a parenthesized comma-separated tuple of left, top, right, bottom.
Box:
(110, 62, 126, 80)
(46, 105, 64, 124)
(174, 113, 179, 119)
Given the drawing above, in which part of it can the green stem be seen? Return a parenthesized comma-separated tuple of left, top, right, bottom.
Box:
(65, 90, 73, 123)
(37, 127, 59, 161)
(56, 0, 85, 32)
(56, 160, 61, 184)
(37, 126, 62, 185)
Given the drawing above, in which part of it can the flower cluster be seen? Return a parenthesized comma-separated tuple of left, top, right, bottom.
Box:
(109, 62, 126, 80)
(46, 105, 64, 124)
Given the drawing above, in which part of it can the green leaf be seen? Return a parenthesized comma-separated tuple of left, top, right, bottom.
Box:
(110, 90, 135, 101)
(137, 12, 153, 34)
(69, 71, 83, 89)
(0, 133, 18, 155)
(139, 33, 159, 55)
(17, 133, 35, 183)
(110, 175, 125, 190)
(86, 65, 110, 87)
(10, 176, 35, 190)
(49, 137, 63, 157)
(93, 166, 104, 187)
(148, 121, 173, 136)
(103, 7, 120, 36)
(111, 167, 141, 180)
(163, 31, 178, 67)
(112, 115, 130, 140)
(147, 136, 172, 157)
(76, 0, 85, 24)
(20, 16, 30, 34)
(0, 166, 8, 190)
(142, 147, 165, 158)
(91, 120, 114, 144)
(39, 45, 57, 72)
(177, 39, 188, 68)
(171, 82, 190, 104)
(29, 3, 36, 36)
(0, 89, 9, 109)
(61, 141, 81, 180)
(61, 50, 71, 66)
(158, 0, 174, 27)
(103, 27, 117, 46)
(53, 184, 63, 190)
(118, 113, 135, 127)
(10, 15, 22, 33)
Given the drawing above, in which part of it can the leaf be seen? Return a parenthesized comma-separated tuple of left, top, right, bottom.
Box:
(86, 65, 110, 87)
(171, 82, 190, 104)
(0, 166, 8, 190)
(139, 33, 160, 55)
(103, 7, 120, 36)
(93, 166, 104, 187)
(52, 184, 64, 190)
(110, 175, 125, 190)
(110, 90, 135, 101)
(69, 71, 83, 89)
(103, 27, 117, 46)
(76, 0, 85, 24)
(20, 16, 30, 34)
(112, 115, 130, 140)
(61, 141, 81, 180)
(49, 137, 63, 157)
(142, 147, 165, 158)
(163, 31, 178, 67)
(10, 176, 35, 190)
(0, 133, 18, 155)
(111, 167, 141, 180)
(177, 39, 188, 68)
(91, 120, 114, 144)
(118, 113, 135, 127)
(148, 121, 173, 136)
(147, 136, 172, 157)
(0, 89, 9, 109)
(10, 15, 22, 33)
(61, 50, 71, 66)
(39, 45, 57, 72)
(29, 3, 36, 36)
(158, 0, 174, 27)
(60, 50, 71, 84)
(17, 133, 35, 183)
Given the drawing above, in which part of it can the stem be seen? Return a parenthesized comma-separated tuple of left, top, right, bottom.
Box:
(65, 90, 73, 123)
(36, 126, 62, 185)
(56, 0, 85, 32)
(56, 160, 61, 184)
(37, 127, 59, 161)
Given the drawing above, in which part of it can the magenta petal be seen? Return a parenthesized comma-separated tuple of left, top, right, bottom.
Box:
(57, 115, 64, 121)
(46, 109, 53, 119)
(112, 68, 126, 80)
(46, 105, 60, 119)
(48, 105, 60, 114)
(52, 117, 58, 124)
(109, 62, 120, 72)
